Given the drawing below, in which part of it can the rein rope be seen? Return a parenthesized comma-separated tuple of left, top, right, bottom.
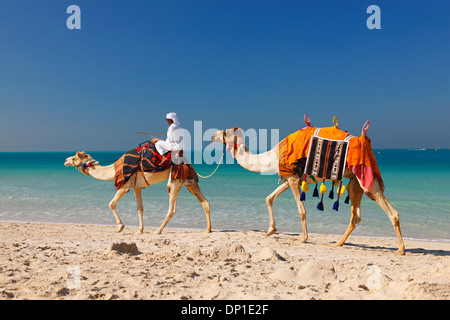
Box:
(196, 143, 225, 179)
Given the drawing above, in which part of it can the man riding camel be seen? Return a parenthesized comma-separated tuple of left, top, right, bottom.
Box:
(153, 112, 185, 164)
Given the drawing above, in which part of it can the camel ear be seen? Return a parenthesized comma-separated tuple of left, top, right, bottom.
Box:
(76, 151, 87, 161)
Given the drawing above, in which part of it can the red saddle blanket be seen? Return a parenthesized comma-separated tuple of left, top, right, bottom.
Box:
(114, 142, 171, 190)
(114, 142, 197, 190)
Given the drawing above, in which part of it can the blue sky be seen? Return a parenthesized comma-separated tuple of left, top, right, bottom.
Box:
(0, 0, 449, 151)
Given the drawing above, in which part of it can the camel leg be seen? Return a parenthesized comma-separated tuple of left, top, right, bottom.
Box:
(371, 180, 406, 255)
(132, 187, 145, 235)
(155, 180, 183, 235)
(287, 178, 308, 243)
(186, 183, 212, 233)
(109, 188, 129, 233)
(332, 178, 363, 247)
(265, 180, 290, 236)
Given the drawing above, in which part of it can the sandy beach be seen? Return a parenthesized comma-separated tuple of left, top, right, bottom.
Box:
(0, 221, 448, 300)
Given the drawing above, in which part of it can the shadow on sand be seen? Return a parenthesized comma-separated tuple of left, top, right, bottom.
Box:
(340, 242, 450, 257)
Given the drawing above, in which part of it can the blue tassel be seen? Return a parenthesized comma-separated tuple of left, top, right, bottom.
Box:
(317, 201, 324, 211)
(333, 200, 339, 211)
(344, 194, 350, 204)
(313, 185, 319, 198)
(82, 163, 87, 170)
(300, 191, 306, 201)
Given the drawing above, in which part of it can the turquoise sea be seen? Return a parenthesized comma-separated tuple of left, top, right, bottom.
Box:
(0, 149, 449, 242)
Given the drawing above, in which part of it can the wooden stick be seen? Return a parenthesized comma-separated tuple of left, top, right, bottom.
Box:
(135, 132, 167, 136)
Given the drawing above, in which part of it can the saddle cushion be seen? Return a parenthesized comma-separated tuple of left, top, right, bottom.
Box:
(114, 142, 170, 190)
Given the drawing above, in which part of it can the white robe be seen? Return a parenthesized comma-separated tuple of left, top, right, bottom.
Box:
(155, 123, 185, 155)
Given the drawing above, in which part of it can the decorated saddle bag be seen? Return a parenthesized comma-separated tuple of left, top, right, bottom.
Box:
(304, 128, 352, 181)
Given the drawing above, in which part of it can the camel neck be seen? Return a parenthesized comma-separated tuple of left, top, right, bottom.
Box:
(233, 145, 279, 173)
(85, 164, 115, 181)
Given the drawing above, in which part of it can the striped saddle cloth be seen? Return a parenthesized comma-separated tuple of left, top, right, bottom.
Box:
(114, 142, 198, 190)
(114, 142, 171, 190)
(304, 128, 353, 181)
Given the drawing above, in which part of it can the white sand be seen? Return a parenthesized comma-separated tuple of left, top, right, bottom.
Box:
(0, 222, 448, 300)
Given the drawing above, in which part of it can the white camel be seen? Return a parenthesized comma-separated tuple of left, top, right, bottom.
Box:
(212, 127, 405, 255)
(64, 151, 211, 235)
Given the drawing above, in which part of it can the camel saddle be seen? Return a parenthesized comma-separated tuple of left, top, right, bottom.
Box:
(114, 142, 197, 190)
(278, 126, 383, 192)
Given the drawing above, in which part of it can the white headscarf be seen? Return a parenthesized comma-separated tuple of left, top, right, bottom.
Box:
(166, 112, 180, 125)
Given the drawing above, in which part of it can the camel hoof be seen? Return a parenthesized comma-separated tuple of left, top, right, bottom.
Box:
(266, 227, 277, 236)
(203, 229, 212, 234)
(294, 237, 307, 243)
(331, 242, 343, 248)
(134, 230, 144, 235)
(154, 230, 162, 235)
(395, 249, 405, 256)
(117, 224, 125, 233)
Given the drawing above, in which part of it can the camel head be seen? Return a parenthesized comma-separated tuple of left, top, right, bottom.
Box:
(211, 127, 246, 153)
(64, 151, 97, 176)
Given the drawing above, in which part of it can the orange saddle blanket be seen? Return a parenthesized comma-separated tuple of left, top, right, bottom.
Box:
(278, 126, 383, 191)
